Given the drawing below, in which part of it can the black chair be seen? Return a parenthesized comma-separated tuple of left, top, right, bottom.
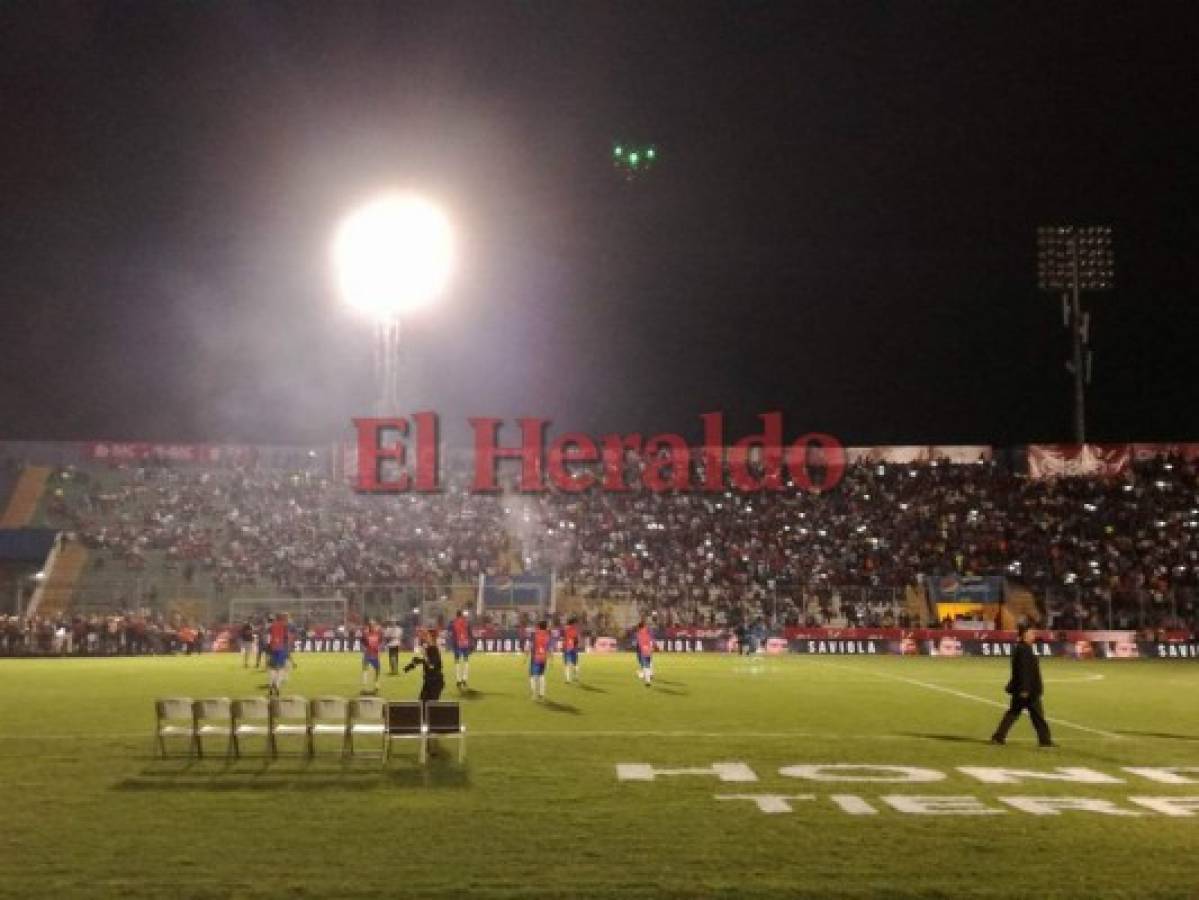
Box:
(385, 701, 426, 763)
(424, 701, 466, 762)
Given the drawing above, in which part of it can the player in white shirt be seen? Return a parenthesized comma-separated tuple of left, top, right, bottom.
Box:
(384, 621, 405, 675)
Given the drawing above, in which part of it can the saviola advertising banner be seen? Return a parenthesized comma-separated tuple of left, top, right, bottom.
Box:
(925, 575, 1006, 604)
(1027, 443, 1132, 479)
(224, 629, 1199, 658)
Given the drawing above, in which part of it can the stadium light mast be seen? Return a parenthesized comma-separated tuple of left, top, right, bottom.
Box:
(332, 193, 454, 415)
(1036, 226, 1114, 443)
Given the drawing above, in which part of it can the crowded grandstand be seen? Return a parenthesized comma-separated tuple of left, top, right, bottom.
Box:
(3, 440, 1196, 655)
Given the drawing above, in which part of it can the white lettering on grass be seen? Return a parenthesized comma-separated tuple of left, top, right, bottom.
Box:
(881, 795, 1005, 816)
(715, 794, 815, 814)
(1128, 797, 1199, 817)
(998, 797, 1143, 816)
(1123, 767, 1199, 785)
(828, 794, 879, 816)
(958, 767, 1122, 785)
(779, 764, 945, 783)
(616, 762, 758, 783)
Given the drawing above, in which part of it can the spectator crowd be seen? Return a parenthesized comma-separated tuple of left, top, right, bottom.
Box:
(15, 447, 1199, 634)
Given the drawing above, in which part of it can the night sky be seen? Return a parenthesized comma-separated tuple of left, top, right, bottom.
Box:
(2, 2, 1197, 448)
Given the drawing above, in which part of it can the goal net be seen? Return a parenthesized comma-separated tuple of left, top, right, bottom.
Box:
(227, 596, 349, 628)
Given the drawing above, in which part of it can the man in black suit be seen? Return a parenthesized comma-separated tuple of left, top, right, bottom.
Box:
(991, 623, 1055, 747)
(404, 628, 445, 704)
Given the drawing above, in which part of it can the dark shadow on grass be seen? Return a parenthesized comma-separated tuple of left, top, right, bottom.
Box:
(457, 688, 489, 700)
(574, 683, 607, 693)
(539, 699, 582, 714)
(898, 732, 992, 745)
(654, 678, 686, 687)
(115, 760, 471, 792)
(1116, 730, 1199, 742)
(652, 685, 689, 696)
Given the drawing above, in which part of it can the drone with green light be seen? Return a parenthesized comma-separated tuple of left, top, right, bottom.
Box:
(612, 142, 658, 179)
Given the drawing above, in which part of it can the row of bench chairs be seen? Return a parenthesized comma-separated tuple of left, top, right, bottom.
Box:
(154, 697, 465, 763)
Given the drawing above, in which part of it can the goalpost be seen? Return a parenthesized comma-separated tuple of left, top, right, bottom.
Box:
(227, 596, 349, 627)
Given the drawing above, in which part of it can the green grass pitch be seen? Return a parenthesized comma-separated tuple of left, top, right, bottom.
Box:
(1, 652, 1198, 898)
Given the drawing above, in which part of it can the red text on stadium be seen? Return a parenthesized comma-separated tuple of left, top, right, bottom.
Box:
(352, 411, 845, 494)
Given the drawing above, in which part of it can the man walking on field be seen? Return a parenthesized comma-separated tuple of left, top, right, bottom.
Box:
(991, 623, 1055, 747)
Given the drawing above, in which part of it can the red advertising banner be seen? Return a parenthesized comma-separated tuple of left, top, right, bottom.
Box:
(1027, 443, 1132, 479)
(84, 442, 259, 465)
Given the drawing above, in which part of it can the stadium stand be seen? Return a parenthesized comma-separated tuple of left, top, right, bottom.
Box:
(0, 444, 1196, 652)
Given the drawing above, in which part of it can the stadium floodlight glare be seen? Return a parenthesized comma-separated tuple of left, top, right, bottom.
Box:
(1036, 225, 1115, 444)
(332, 193, 453, 320)
(333, 193, 453, 414)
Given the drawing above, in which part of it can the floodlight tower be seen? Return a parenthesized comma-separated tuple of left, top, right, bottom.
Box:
(1036, 226, 1114, 443)
(332, 193, 454, 415)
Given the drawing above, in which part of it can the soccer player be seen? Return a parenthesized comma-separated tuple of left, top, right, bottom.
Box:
(266, 612, 291, 696)
(529, 620, 551, 700)
(562, 616, 581, 683)
(450, 610, 472, 688)
(239, 620, 255, 668)
(255, 618, 269, 669)
(361, 619, 383, 694)
(635, 618, 654, 687)
(384, 620, 404, 676)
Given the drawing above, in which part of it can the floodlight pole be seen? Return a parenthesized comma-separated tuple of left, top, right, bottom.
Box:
(1068, 245, 1086, 443)
(1037, 226, 1113, 444)
(374, 315, 402, 416)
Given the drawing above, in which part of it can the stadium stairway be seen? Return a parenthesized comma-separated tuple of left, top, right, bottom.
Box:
(33, 541, 89, 619)
(0, 466, 51, 528)
(1004, 582, 1042, 625)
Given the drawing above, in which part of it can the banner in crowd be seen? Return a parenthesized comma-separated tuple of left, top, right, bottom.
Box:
(478, 573, 553, 608)
(84, 442, 259, 465)
(925, 574, 1006, 604)
(846, 446, 993, 465)
(1027, 444, 1132, 479)
(1131, 442, 1199, 462)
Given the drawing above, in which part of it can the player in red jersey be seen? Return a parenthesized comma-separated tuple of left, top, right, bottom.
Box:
(449, 610, 472, 688)
(267, 612, 292, 696)
(562, 617, 581, 683)
(635, 618, 654, 687)
(529, 620, 551, 701)
(360, 619, 383, 694)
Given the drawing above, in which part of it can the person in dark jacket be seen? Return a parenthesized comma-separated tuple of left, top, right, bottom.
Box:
(990, 623, 1055, 747)
(404, 628, 445, 704)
